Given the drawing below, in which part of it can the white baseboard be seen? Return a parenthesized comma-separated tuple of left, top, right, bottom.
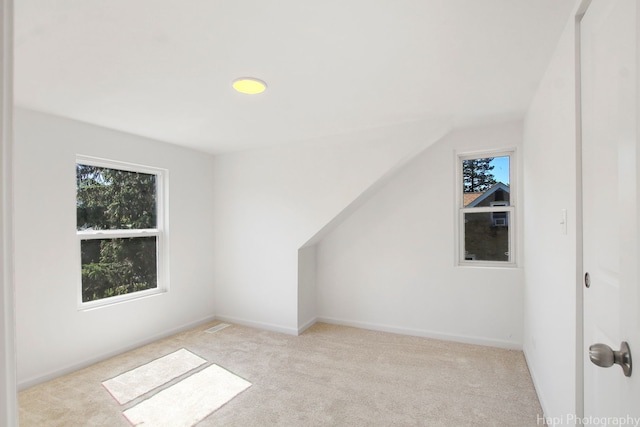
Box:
(18, 314, 217, 390)
(316, 316, 523, 350)
(19, 313, 524, 390)
(213, 314, 298, 336)
(297, 317, 317, 335)
(523, 347, 551, 426)
(214, 315, 522, 350)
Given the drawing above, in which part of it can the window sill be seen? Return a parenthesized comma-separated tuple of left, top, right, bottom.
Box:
(457, 261, 519, 270)
(78, 287, 167, 311)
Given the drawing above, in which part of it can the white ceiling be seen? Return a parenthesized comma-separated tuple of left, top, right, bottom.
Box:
(14, 0, 576, 154)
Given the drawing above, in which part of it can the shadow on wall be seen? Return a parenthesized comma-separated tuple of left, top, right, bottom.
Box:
(297, 120, 524, 350)
(296, 127, 454, 333)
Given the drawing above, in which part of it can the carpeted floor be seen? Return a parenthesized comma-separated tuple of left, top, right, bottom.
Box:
(19, 322, 544, 426)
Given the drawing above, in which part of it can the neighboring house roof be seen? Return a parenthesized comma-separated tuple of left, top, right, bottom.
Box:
(465, 182, 510, 207)
(463, 192, 484, 207)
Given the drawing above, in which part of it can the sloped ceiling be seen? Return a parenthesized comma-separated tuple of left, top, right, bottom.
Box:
(14, 0, 575, 154)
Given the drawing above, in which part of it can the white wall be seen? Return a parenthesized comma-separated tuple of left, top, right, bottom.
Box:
(13, 109, 216, 388)
(522, 1, 580, 419)
(297, 245, 317, 330)
(315, 121, 525, 348)
(211, 120, 449, 334)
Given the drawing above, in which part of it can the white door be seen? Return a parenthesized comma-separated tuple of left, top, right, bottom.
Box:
(581, 0, 640, 421)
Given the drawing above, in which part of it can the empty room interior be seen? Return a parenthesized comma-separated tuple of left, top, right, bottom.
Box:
(2, 0, 640, 425)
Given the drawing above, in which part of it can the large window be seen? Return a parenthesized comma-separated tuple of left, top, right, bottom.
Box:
(76, 156, 167, 306)
(458, 151, 515, 266)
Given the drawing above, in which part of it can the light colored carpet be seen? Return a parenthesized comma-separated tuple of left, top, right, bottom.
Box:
(102, 348, 206, 405)
(123, 364, 251, 427)
(19, 322, 544, 426)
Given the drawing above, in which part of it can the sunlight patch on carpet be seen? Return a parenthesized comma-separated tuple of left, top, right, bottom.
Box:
(123, 364, 251, 427)
(102, 348, 206, 404)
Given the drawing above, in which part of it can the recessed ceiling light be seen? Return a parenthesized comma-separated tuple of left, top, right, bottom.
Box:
(232, 78, 267, 95)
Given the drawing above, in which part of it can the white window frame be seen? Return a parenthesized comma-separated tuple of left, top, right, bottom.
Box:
(456, 149, 516, 267)
(76, 155, 169, 309)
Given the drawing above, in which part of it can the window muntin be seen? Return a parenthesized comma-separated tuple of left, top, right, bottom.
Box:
(458, 153, 515, 266)
(76, 157, 166, 305)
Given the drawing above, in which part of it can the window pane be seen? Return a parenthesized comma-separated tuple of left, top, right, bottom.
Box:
(464, 211, 510, 262)
(463, 156, 510, 207)
(76, 164, 157, 231)
(81, 237, 157, 302)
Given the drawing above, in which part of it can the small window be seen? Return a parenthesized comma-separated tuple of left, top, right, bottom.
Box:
(458, 152, 515, 265)
(76, 157, 167, 306)
(490, 202, 509, 227)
